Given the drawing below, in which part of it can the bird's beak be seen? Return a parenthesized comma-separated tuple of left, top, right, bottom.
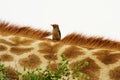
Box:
(51, 24, 56, 28)
(51, 24, 54, 27)
(51, 24, 59, 28)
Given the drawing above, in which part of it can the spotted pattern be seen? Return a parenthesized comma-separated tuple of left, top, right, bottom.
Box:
(48, 63, 58, 71)
(39, 42, 62, 60)
(70, 58, 100, 80)
(0, 54, 13, 61)
(0, 45, 7, 51)
(5, 66, 19, 80)
(109, 66, 120, 80)
(10, 47, 33, 55)
(19, 54, 41, 69)
(38, 42, 61, 54)
(10, 36, 34, 46)
(44, 54, 58, 60)
(63, 46, 84, 59)
(0, 35, 120, 80)
(93, 50, 120, 65)
(0, 39, 15, 46)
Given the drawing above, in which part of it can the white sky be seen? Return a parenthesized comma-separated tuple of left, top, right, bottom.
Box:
(0, 0, 120, 41)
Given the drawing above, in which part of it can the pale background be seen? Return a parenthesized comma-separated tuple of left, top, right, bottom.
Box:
(0, 0, 120, 41)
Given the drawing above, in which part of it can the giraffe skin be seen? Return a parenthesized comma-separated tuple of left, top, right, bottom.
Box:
(0, 22, 120, 80)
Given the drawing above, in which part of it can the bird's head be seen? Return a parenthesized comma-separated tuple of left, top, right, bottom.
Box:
(51, 24, 59, 28)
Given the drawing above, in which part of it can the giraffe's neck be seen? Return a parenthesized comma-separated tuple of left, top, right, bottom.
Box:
(0, 22, 120, 80)
(0, 35, 120, 80)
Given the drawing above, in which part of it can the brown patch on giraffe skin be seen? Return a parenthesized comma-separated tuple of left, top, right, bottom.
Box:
(44, 54, 58, 60)
(19, 54, 41, 69)
(48, 63, 58, 71)
(10, 47, 33, 55)
(63, 46, 84, 59)
(39, 42, 61, 61)
(109, 66, 120, 80)
(38, 42, 62, 54)
(0, 54, 13, 62)
(0, 45, 7, 51)
(0, 39, 15, 46)
(93, 50, 120, 65)
(5, 66, 19, 80)
(70, 58, 100, 80)
(10, 36, 34, 46)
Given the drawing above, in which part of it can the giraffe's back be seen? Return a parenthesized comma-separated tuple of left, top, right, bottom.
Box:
(0, 22, 120, 80)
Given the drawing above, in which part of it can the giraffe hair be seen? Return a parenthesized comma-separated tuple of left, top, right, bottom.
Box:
(61, 33, 120, 50)
(1, 21, 120, 50)
(0, 21, 51, 39)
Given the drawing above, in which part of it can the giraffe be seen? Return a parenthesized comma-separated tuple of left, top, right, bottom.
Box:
(0, 21, 120, 80)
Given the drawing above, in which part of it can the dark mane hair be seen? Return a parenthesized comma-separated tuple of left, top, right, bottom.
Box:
(0, 22, 51, 39)
(61, 33, 120, 50)
(1, 21, 120, 50)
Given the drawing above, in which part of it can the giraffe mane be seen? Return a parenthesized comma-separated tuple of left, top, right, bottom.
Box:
(61, 33, 120, 50)
(0, 21, 51, 39)
(1, 21, 120, 50)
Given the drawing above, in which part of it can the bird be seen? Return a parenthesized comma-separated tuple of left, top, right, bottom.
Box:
(51, 24, 61, 41)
